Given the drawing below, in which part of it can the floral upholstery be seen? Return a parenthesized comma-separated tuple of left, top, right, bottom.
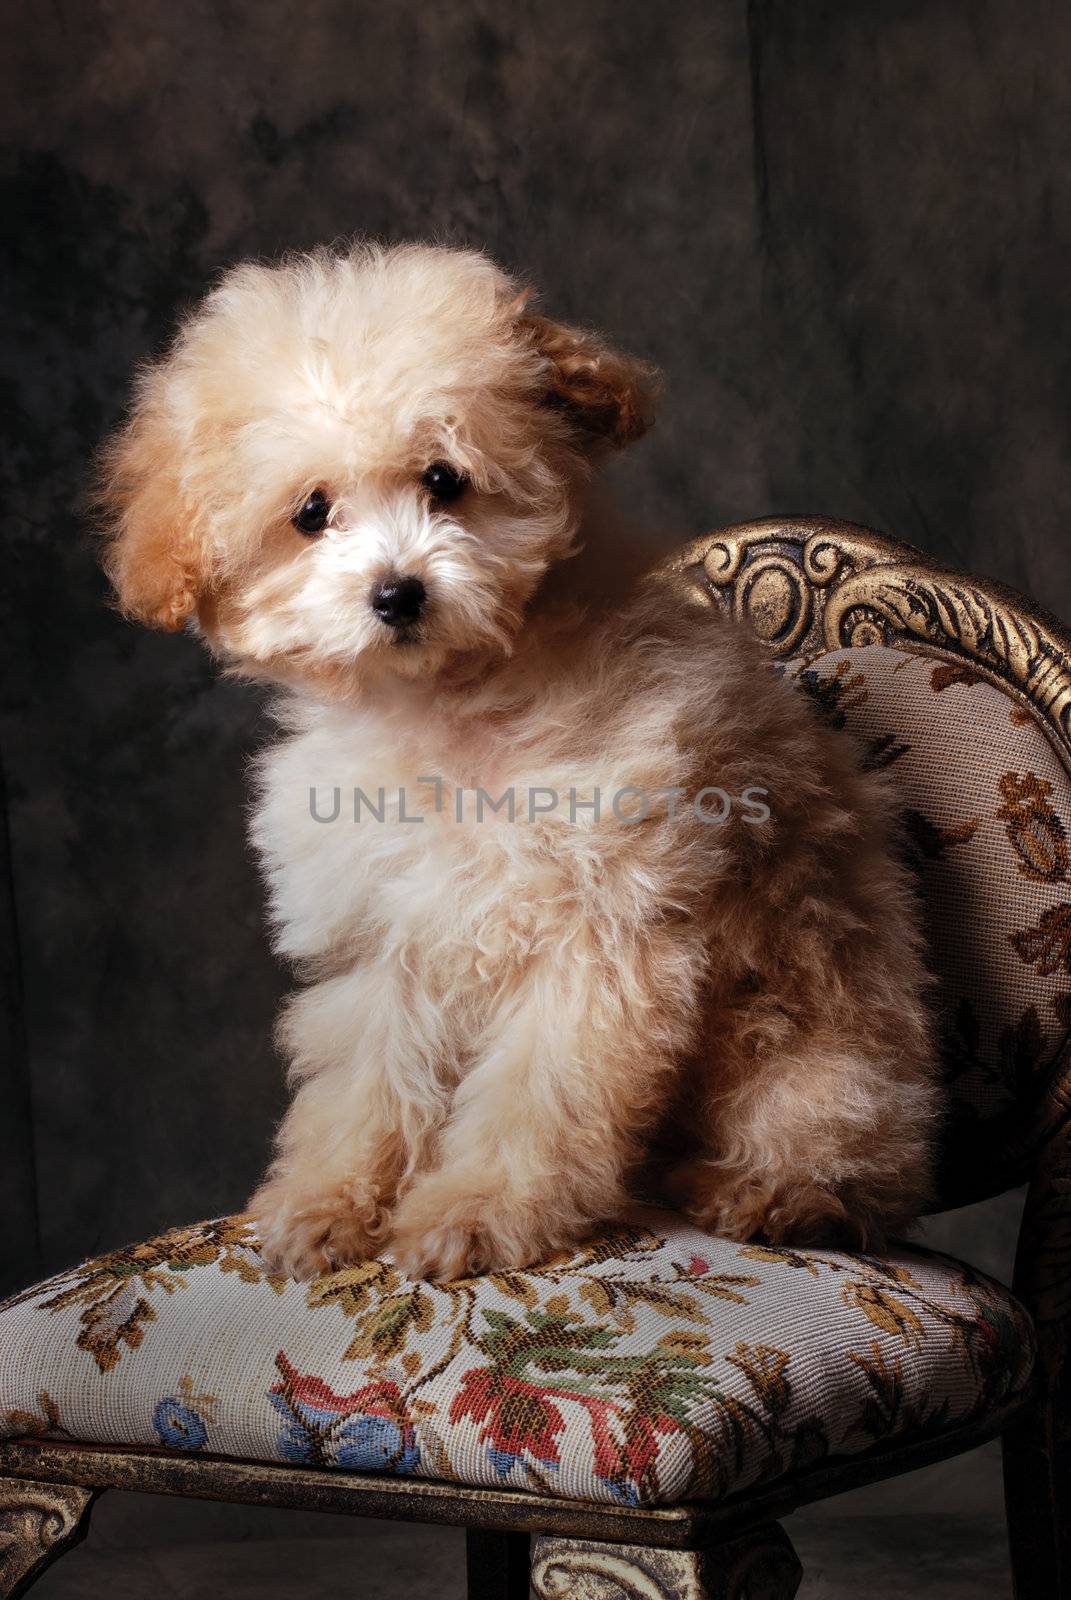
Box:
(0, 1213, 1032, 1507)
(789, 644, 1071, 1139)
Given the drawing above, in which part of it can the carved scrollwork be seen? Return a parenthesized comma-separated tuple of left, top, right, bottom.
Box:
(817, 554, 1071, 746)
(531, 1526, 801, 1600)
(731, 556, 814, 656)
(702, 535, 750, 588)
(800, 536, 850, 588)
(822, 564, 1045, 683)
(0, 1478, 95, 1599)
(699, 526, 853, 657)
(669, 518, 1071, 753)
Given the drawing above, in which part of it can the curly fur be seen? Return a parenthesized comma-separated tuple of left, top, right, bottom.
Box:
(98, 241, 938, 1281)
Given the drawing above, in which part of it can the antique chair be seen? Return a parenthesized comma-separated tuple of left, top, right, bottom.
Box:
(1, 518, 1068, 1600)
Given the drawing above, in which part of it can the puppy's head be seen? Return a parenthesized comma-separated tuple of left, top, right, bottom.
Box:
(98, 243, 656, 694)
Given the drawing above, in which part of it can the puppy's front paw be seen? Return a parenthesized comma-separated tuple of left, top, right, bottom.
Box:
(389, 1179, 548, 1282)
(249, 1177, 391, 1281)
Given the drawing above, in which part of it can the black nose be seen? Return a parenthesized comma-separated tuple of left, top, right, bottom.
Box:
(371, 576, 426, 628)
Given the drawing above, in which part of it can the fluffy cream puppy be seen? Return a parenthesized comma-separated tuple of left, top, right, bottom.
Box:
(99, 242, 937, 1281)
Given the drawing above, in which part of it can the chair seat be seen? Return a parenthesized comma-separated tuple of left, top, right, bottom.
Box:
(0, 1212, 1033, 1508)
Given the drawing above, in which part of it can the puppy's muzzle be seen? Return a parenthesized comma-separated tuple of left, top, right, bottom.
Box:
(371, 575, 426, 629)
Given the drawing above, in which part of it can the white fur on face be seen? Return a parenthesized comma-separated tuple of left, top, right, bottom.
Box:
(216, 482, 569, 683)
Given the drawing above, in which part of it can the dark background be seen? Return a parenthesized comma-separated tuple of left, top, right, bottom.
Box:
(5, 5, 1069, 1590)
(3, 0, 1069, 1306)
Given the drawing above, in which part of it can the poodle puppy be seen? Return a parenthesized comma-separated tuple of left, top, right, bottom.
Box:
(99, 242, 937, 1281)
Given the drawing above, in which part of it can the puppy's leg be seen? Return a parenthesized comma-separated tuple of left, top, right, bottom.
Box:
(250, 959, 443, 1279)
(389, 923, 703, 1280)
(249, 1078, 403, 1280)
(672, 1008, 937, 1251)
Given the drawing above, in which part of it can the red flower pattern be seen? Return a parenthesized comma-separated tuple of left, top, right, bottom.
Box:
(450, 1369, 566, 1474)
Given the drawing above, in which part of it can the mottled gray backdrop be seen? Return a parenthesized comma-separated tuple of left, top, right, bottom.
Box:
(3, 0, 1069, 1299)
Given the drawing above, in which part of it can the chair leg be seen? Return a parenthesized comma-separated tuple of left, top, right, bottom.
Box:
(466, 1528, 531, 1600)
(0, 1477, 98, 1599)
(1003, 1116, 1071, 1599)
(531, 1524, 802, 1600)
(1003, 1401, 1071, 1599)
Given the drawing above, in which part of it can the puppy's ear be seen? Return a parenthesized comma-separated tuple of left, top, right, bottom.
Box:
(515, 300, 659, 451)
(96, 372, 210, 632)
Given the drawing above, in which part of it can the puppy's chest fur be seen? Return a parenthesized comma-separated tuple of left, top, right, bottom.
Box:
(251, 620, 726, 1002)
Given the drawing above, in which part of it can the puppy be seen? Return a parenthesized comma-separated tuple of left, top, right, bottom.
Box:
(99, 242, 937, 1281)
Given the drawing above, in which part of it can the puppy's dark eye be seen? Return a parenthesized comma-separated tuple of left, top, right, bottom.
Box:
(421, 462, 468, 504)
(293, 489, 330, 535)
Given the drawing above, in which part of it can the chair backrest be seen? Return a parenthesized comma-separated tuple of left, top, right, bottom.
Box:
(659, 517, 1071, 1211)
